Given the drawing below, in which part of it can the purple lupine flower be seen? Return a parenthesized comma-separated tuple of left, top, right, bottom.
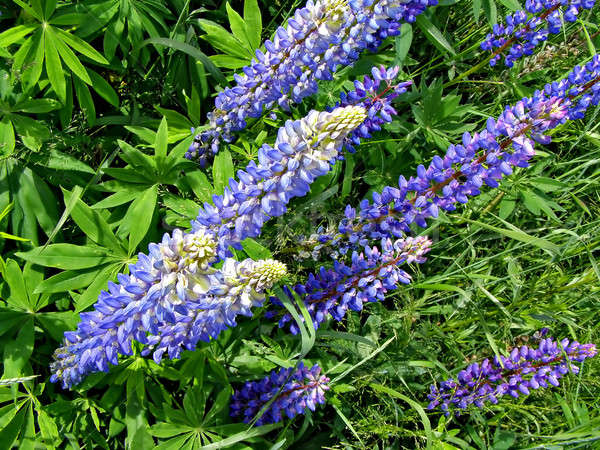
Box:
(267, 236, 431, 334)
(427, 336, 597, 415)
(141, 258, 287, 363)
(331, 65, 412, 153)
(323, 55, 600, 253)
(185, 0, 437, 164)
(230, 363, 330, 425)
(49, 226, 286, 388)
(192, 105, 368, 259)
(481, 0, 596, 68)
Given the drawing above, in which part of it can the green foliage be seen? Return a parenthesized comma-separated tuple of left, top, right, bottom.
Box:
(0, 0, 599, 448)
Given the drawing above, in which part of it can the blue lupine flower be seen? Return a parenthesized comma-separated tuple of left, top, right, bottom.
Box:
(49, 227, 286, 388)
(427, 336, 597, 415)
(230, 363, 329, 425)
(481, 0, 596, 68)
(185, 0, 437, 164)
(267, 236, 431, 334)
(192, 105, 368, 259)
(141, 258, 287, 363)
(324, 55, 600, 252)
(331, 65, 412, 153)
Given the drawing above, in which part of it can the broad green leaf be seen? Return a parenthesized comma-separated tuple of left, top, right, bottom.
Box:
(54, 27, 109, 64)
(117, 139, 156, 173)
(140, 37, 226, 86)
(4, 259, 30, 311)
(124, 126, 156, 144)
(44, 27, 66, 102)
(35, 267, 105, 294)
(0, 117, 15, 156)
(16, 167, 58, 236)
(11, 0, 42, 20)
(88, 68, 119, 107)
(11, 112, 51, 150)
(242, 238, 272, 260)
(198, 19, 251, 60)
(73, 76, 96, 126)
(179, 171, 213, 203)
(0, 403, 27, 449)
(53, 27, 92, 84)
(14, 98, 61, 113)
(44, 0, 58, 18)
(75, 263, 121, 312)
(20, 30, 44, 92)
(0, 25, 37, 47)
(209, 54, 248, 69)
(212, 149, 234, 194)
(226, 3, 252, 50)
(201, 424, 280, 450)
(415, 15, 456, 56)
(126, 185, 157, 254)
(63, 188, 123, 252)
(37, 311, 79, 341)
(155, 116, 168, 166)
(243, 0, 261, 50)
(92, 189, 142, 209)
(395, 23, 413, 67)
(2, 318, 34, 378)
(16, 244, 114, 270)
(497, 0, 521, 11)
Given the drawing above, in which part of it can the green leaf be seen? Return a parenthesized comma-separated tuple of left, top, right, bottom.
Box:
(155, 116, 168, 167)
(212, 149, 234, 194)
(54, 27, 109, 64)
(394, 23, 413, 67)
(11, 113, 51, 150)
(4, 259, 31, 311)
(201, 424, 280, 450)
(497, 0, 521, 11)
(179, 171, 214, 203)
(197, 19, 252, 60)
(2, 318, 34, 378)
(126, 185, 157, 254)
(34, 267, 105, 294)
(91, 189, 142, 209)
(0, 25, 37, 48)
(242, 238, 272, 260)
(0, 403, 27, 449)
(75, 263, 121, 312)
(415, 15, 456, 56)
(62, 188, 123, 253)
(209, 54, 248, 69)
(52, 26, 92, 84)
(465, 217, 560, 254)
(73, 76, 96, 126)
(37, 311, 79, 341)
(16, 167, 58, 237)
(20, 30, 44, 92)
(44, 27, 66, 102)
(0, 117, 15, 156)
(88, 68, 119, 107)
(44, 0, 58, 19)
(226, 3, 252, 50)
(139, 37, 226, 86)
(16, 244, 114, 270)
(14, 98, 61, 113)
(243, 0, 262, 50)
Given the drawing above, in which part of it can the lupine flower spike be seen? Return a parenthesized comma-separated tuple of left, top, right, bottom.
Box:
(230, 363, 330, 425)
(481, 0, 596, 68)
(321, 55, 600, 253)
(50, 226, 287, 388)
(427, 336, 597, 415)
(186, 0, 437, 164)
(268, 236, 431, 333)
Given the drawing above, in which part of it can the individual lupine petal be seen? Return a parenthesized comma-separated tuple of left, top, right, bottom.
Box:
(318, 56, 600, 255)
(192, 105, 368, 259)
(230, 363, 330, 425)
(266, 236, 432, 333)
(427, 335, 597, 416)
(481, 0, 596, 68)
(185, 0, 437, 164)
(141, 259, 287, 363)
(50, 228, 220, 388)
